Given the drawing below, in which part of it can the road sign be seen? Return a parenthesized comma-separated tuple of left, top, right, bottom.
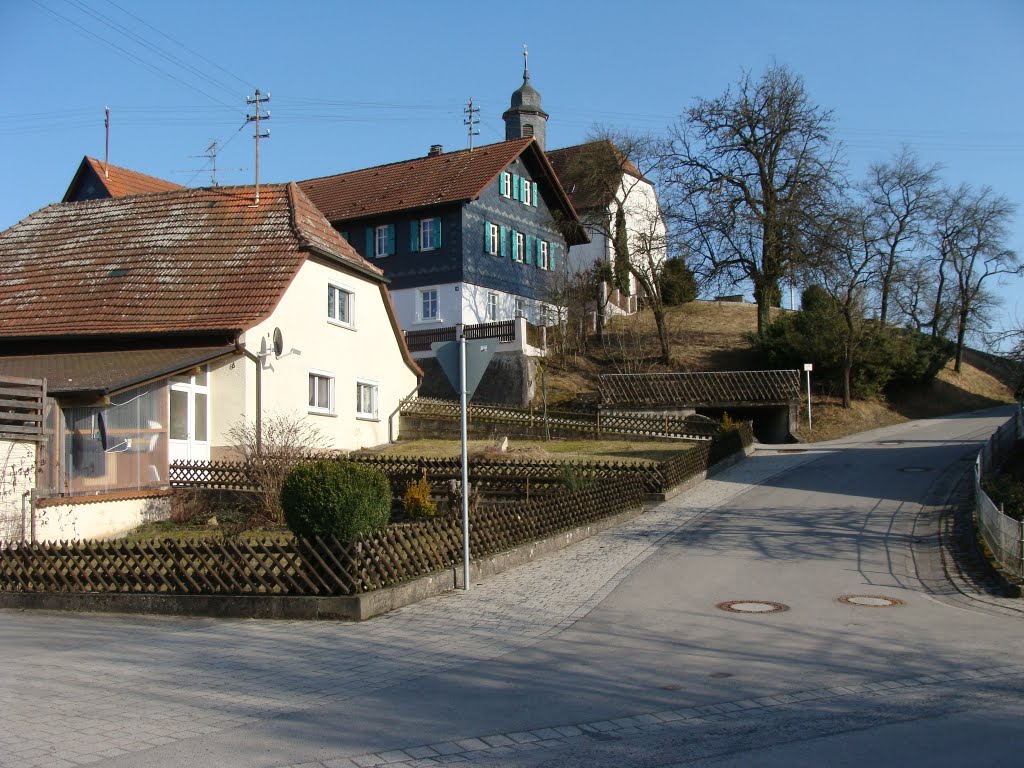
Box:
(432, 338, 498, 401)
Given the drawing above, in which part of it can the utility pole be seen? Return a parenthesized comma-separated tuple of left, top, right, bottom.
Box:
(463, 97, 480, 151)
(246, 89, 270, 203)
(103, 106, 110, 178)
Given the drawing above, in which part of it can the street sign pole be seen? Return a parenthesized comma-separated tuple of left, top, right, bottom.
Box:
(804, 363, 813, 431)
(460, 332, 471, 591)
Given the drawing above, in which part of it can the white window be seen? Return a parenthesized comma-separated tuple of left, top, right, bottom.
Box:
(418, 288, 439, 322)
(515, 298, 525, 318)
(308, 371, 334, 414)
(500, 172, 511, 198)
(420, 218, 439, 251)
(487, 292, 498, 322)
(327, 283, 353, 326)
(540, 240, 549, 271)
(375, 225, 391, 257)
(522, 180, 533, 206)
(513, 232, 525, 263)
(356, 380, 379, 420)
(487, 222, 499, 256)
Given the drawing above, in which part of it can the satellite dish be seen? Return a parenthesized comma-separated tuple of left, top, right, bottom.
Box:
(273, 328, 284, 357)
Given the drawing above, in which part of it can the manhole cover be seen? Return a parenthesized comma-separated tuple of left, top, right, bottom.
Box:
(709, 672, 734, 679)
(660, 684, 683, 690)
(837, 594, 905, 608)
(899, 467, 931, 473)
(716, 600, 789, 614)
(879, 440, 904, 445)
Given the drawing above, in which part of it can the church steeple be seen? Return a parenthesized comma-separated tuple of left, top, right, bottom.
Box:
(502, 44, 548, 150)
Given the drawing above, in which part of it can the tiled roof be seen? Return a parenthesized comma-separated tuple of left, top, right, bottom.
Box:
(547, 140, 649, 212)
(0, 183, 380, 339)
(0, 346, 236, 395)
(298, 138, 573, 223)
(63, 156, 183, 201)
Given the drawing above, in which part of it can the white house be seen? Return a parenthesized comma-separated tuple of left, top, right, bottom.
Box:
(0, 182, 421, 540)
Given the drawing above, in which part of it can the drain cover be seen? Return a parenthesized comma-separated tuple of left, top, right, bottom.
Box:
(838, 594, 904, 607)
(899, 467, 931, 473)
(879, 440, 904, 445)
(716, 600, 789, 614)
(709, 672, 734, 679)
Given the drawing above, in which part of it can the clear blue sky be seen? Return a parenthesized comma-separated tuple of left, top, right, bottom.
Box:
(2, 0, 1021, 335)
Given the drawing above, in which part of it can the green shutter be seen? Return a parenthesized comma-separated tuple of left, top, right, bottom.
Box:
(410, 220, 420, 252)
(484, 221, 492, 252)
(514, 174, 522, 201)
(536, 237, 542, 266)
(366, 227, 374, 257)
(532, 182, 538, 207)
(433, 217, 442, 247)
(386, 224, 395, 256)
(510, 229, 518, 261)
(500, 226, 508, 257)
(549, 243, 556, 271)
(525, 234, 533, 265)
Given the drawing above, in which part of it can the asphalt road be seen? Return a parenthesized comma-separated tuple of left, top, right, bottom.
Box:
(2, 407, 1022, 767)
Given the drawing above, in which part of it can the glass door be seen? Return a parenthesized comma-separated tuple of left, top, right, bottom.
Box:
(168, 367, 210, 463)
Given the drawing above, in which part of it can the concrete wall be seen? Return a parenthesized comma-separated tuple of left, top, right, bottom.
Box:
(32, 494, 171, 542)
(417, 353, 537, 407)
(0, 438, 36, 542)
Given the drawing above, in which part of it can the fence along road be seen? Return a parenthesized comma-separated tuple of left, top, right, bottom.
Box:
(0, 408, 1022, 768)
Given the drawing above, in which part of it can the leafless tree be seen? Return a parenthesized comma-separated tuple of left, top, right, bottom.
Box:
(933, 184, 1021, 372)
(859, 147, 941, 325)
(663, 64, 844, 336)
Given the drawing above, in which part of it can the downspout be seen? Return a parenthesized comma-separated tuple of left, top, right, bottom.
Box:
(241, 348, 264, 455)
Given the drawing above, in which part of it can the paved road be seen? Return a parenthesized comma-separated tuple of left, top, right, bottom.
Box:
(2, 408, 1022, 767)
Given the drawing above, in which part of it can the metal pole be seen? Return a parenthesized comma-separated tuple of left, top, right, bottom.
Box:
(806, 370, 812, 431)
(460, 333, 471, 590)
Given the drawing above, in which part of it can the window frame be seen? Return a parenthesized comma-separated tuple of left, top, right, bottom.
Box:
(487, 222, 499, 256)
(514, 298, 525, 318)
(486, 292, 498, 322)
(356, 379, 379, 421)
(500, 172, 511, 198)
(417, 286, 440, 323)
(374, 224, 393, 258)
(540, 240, 550, 271)
(513, 232, 525, 263)
(308, 370, 335, 415)
(522, 179, 532, 206)
(326, 281, 355, 328)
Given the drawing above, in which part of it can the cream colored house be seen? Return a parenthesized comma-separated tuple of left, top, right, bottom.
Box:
(0, 183, 420, 540)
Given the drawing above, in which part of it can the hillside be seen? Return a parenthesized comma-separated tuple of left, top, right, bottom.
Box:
(543, 300, 1020, 442)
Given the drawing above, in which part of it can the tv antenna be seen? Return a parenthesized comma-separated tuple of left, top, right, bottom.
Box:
(463, 97, 480, 151)
(185, 139, 245, 186)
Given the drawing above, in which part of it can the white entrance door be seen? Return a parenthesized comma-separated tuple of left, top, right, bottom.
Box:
(168, 367, 210, 463)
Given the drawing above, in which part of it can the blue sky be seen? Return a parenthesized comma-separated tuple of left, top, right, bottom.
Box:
(2, 0, 1021, 332)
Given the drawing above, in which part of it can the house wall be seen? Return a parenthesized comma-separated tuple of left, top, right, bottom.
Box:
(32, 494, 171, 542)
(213, 257, 418, 455)
(391, 281, 555, 329)
(0, 438, 36, 542)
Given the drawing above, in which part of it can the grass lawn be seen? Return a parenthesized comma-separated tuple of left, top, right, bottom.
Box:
(356, 437, 696, 464)
(119, 519, 293, 543)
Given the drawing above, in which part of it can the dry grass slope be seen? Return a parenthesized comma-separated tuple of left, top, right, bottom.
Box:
(545, 300, 1019, 442)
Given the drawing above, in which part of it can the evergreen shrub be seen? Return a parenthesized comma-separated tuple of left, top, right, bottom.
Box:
(281, 459, 391, 541)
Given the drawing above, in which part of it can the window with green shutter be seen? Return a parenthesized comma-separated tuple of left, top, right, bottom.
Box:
(500, 225, 508, 258)
(531, 181, 538, 207)
(410, 220, 420, 252)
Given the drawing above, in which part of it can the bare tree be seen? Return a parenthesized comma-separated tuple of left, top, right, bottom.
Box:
(664, 64, 844, 336)
(557, 128, 674, 363)
(860, 147, 941, 325)
(933, 184, 1022, 372)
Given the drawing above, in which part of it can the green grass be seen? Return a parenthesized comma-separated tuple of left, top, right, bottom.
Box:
(119, 520, 292, 543)
(356, 437, 694, 464)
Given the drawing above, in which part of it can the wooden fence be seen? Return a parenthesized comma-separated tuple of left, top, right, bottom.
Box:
(0, 478, 642, 596)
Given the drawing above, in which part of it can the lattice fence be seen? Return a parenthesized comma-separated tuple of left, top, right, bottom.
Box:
(0, 478, 642, 596)
(599, 370, 801, 406)
(401, 397, 720, 441)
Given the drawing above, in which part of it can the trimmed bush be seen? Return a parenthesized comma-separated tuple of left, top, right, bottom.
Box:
(281, 459, 391, 541)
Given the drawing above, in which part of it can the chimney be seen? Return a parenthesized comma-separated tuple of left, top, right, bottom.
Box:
(428, 144, 444, 157)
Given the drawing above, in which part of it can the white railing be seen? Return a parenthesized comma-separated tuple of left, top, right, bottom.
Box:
(974, 407, 1024, 579)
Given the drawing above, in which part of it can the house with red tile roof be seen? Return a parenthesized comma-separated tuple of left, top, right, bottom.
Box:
(297, 136, 587, 348)
(63, 156, 183, 202)
(0, 183, 420, 539)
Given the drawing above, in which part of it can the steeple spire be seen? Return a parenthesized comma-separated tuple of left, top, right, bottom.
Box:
(503, 47, 548, 149)
(523, 42, 529, 81)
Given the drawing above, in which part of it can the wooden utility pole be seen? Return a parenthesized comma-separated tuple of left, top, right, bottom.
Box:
(246, 89, 270, 203)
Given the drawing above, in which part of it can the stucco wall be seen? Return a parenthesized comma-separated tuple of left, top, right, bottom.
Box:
(0, 438, 36, 542)
(220, 256, 418, 454)
(32, 494, 170, 542)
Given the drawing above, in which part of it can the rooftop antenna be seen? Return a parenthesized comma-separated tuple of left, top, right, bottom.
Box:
(463, 97, 480, 151)
(245, 88, 270, 203)
(184, 139, 245, 186)
(103, 106, 110, 178)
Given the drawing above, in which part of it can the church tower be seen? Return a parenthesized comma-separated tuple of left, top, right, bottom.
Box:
(502, 46, 548, 150)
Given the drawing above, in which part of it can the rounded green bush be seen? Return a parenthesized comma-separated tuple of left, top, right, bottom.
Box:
(281, 459, 391, 541)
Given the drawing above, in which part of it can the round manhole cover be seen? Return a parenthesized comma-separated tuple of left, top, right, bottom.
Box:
(838, 594, 904, 608)
(716, 600, 789, 614)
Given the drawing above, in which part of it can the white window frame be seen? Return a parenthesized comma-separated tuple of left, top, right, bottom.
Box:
(500, 172, 511, 198)
(356, 379, 379, 421)
(487, 223, 499, 256)
(514, 298, 525, 318)
(522, 180, 532, 206)
(417, 287, 440, 323)
(540, 240, 550, 271)
(327, 281, 355, 328)
(513, 232, 525, 263)
(374, 225, 390, 258)
(308, 370, 335, 415)
(486, 292, 498, 322)
(420, 218, 438, 251)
